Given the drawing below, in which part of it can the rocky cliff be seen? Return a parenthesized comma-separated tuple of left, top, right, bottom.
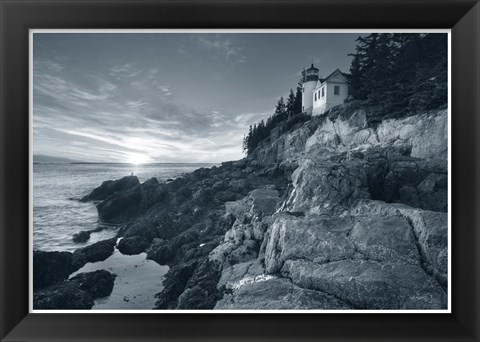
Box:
(214, 108, 448, 309)
(34, 107, 448, 310)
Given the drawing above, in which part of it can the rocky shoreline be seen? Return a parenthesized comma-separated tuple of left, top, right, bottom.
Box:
(33, 108, 448, 310)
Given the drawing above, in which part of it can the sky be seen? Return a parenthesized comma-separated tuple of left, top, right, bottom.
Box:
(33, 32, 361, 163)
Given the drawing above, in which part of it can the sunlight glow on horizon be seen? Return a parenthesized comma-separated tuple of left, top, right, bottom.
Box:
(126, 154, 151, 165)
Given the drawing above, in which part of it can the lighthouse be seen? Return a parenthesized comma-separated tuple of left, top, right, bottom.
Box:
(301, 64, 319, 115)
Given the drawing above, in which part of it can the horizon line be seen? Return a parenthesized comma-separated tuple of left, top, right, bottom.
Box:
(33, 161, 224, 165)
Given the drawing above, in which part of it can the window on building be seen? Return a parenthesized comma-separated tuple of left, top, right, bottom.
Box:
(334, 85, 340, 95)
(302, 87, 304, 93)
(321, 87, 325, 97)
(314, 92, 317, 101)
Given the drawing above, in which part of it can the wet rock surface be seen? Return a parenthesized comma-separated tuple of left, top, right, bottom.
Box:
(73, 238, 117, 263)
(34, 282, 95, 310)
(72, 230, 91, 243)
(33, 250, 85, 290)
(69, 270, 116, 298)
(117, 236, 150, 255)
(34, 269, 115, 310)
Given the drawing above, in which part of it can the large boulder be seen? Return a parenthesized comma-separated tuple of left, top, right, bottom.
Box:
(72, 230, 91, 243)
(33, 282, 94, 310)
(81, 176, 170, 224)
(117, 236, 150, 255)
(96, 185, 143, 223)
(350, 199, 448, 286)
(217, 259, 265, 290)
(376, 109, 447, 161)
(33, 269, 115, 309)
(406, 210, 448, 286)
(147, 229, 200, 265)
(264, 215, 357, 273)
(215, 277, 351, 310)
(80, 176, 140, 202)
(33, 250, 86, 290)
(285, 142, 446, 214)
(69, 270, 115, 298)
(305, 109, 377, 152)
(73, 238, 117, 263)
(282, 259, 446, 309)
(284, 148, 371, 214)
(349, 215, 420, 265)
(225, 187, 279, 221)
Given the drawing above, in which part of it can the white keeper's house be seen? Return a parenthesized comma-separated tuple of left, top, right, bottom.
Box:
(301, 64, 349, 115)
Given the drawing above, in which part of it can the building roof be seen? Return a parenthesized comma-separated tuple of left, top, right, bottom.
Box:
(313, 69, 347, 90)
(324, 68, 346, 82)
(307, 63, 319, 71)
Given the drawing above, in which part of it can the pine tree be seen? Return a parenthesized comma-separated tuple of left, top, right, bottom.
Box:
(275, 97, 287, 120)
(286, 89, 296, 116)
(294, 86, 303, 114)
(348, 33, 447, 121)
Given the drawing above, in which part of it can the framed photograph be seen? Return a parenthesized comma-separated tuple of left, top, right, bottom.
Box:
(1, 0, 479, 341)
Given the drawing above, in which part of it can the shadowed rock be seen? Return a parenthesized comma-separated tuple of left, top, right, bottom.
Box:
(80, 175, 140, 202)
(69, 270, 115, 298)
(117, 236, 150, 255)
(155, 262, 198, 309)
(96, 185, 143, 223)
(33, 250, 86, 290)
(34, 269, 115, 310)
(33, 282, 94, 309)
(72, 230, 91, 243)
(73, 238, 117, 263)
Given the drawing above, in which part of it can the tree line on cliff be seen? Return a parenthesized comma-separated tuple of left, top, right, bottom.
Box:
(242, 88, 308, 155)
(348, 33, 447, 124)
(243, 33, 448, 155)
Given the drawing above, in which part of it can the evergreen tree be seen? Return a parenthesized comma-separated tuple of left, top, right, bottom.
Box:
(348, 33, 447, 122)
(275, 97, 287, 121)
(294, 86, 303, 114)
(286, 89, 296, 116)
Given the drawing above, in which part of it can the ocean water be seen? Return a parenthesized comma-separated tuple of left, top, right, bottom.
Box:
(33, 162, 214, 310)
(33, 162, 214, 252)
(69, 239, 170, 310)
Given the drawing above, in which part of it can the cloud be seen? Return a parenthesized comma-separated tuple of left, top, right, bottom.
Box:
(233, 111, 271, 126)
(179, 34, 246, 64)
(109, 63, 142, 79)
(33, 57, 258, 163)
(196, 35, 240, 60)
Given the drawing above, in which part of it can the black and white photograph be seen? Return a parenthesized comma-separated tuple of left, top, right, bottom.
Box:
(31, 30, 449, 312)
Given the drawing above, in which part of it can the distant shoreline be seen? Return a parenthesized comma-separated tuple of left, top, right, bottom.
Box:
(33, 162, 220, 165)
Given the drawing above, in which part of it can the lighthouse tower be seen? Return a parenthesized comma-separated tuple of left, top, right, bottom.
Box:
(301, 64, 319, 115)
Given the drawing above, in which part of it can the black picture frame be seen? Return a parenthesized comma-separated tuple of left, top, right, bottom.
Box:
(1, 0, 479, 341)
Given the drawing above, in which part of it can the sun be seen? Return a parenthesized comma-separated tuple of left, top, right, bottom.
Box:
(127, 154, 150, 165)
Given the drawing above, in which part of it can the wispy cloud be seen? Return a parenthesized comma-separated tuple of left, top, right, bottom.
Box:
(196, 35, 241, 60)
(33, 57, 255, 163)
(109, 63, 142, 79)
(179, 34, 246, 65)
